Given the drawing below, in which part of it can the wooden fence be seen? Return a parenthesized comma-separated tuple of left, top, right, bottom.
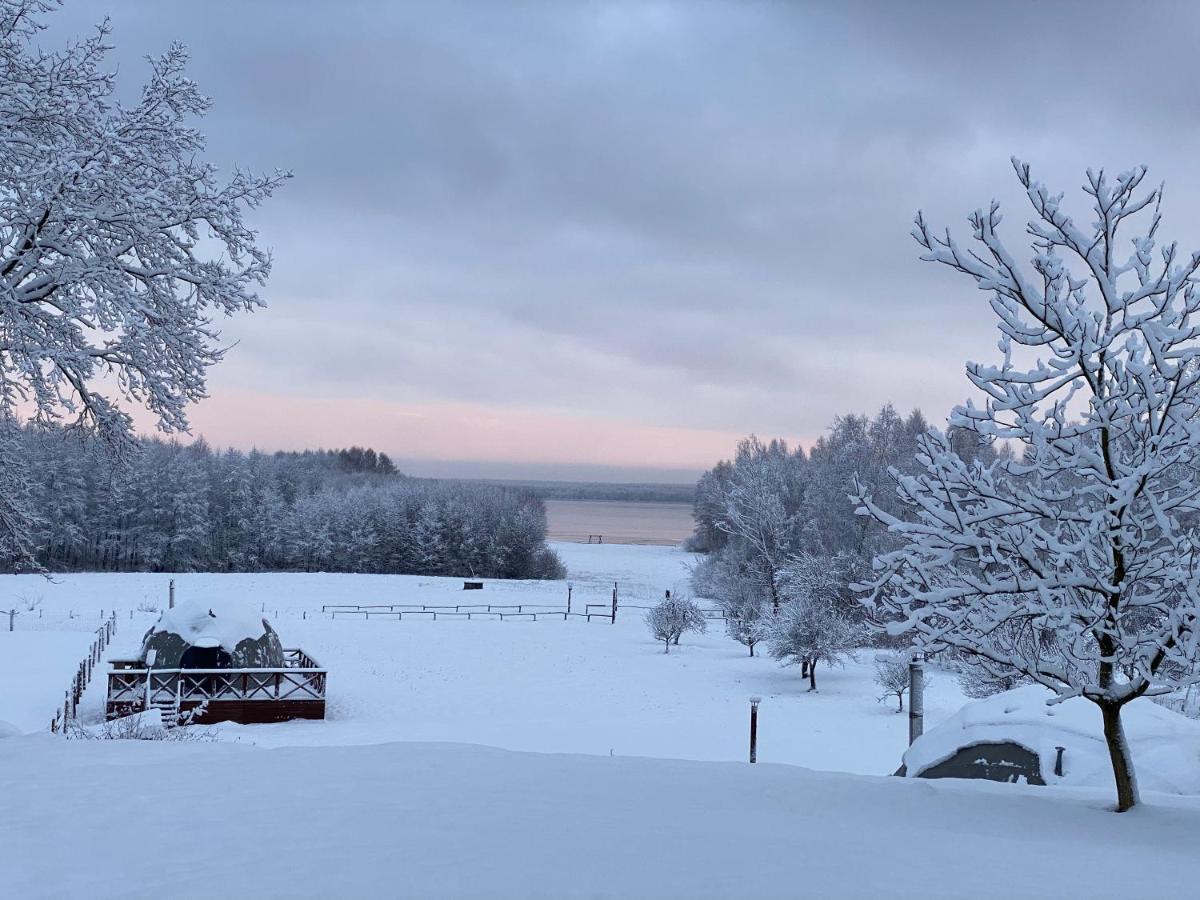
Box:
(321, 601, 619, 623)
(319, 599, 727, 624)
(50, 612, 117, 733)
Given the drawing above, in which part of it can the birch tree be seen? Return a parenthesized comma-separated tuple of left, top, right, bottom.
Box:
(856, 159, 1200, 811)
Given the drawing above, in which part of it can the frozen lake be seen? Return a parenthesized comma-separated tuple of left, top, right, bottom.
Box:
(544, 499, 694, 545)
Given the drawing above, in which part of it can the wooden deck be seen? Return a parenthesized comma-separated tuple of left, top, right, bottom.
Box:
(106, 648, 327, 724)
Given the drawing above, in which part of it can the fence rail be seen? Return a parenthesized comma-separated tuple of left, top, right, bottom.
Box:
(50, 612, 117, 733)
(317, 597, 725, 623)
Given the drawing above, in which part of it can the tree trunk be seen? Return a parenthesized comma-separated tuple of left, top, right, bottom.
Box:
(897, 692, 904, 712)
(808, 658, 817, 692)
(801, 659, 809, 678)
(1100, 702, 1140, 811)
(748, 643, 755, 658)
(663, 638, 670, 655)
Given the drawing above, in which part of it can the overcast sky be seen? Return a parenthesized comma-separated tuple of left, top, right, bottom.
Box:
(44, 0, 1200, 481)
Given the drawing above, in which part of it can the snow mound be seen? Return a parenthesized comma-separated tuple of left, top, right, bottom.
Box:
(903, 685, 1200, 795)
(146, 598, 272, 654)
(0, 720, 21, 739)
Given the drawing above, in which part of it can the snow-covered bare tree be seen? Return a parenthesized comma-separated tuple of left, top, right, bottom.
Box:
(0, 1, 287, 451)
(645, 594, 707, 654)
(765, 596, 860, 691)
(856, 159, 1200, 811)
(872, 650, 912, 712)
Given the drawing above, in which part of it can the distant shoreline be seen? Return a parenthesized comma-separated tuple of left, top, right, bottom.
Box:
(545, 498, 695, 546)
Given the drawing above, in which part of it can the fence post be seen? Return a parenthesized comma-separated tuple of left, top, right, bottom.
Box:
(169, 578, 176, 609)
(611, 582, 618, 624)
(908, 654, 925, 745)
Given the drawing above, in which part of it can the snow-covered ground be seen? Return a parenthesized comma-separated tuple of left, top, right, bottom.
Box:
(6, 542, 1200, 898)
(2, 736, 1196, 900)
(5, 543, 963, 774)
(0, 630, 96, 731)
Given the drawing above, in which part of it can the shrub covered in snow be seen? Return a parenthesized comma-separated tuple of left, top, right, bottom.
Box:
(903, 685, 1200, 796)
(873, 650, 915, 712)
(645, 594, 707, 653)
(766, 599, 861, 691)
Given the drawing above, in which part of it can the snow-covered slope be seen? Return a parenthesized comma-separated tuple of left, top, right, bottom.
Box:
(904, 684, 1200, 795)
(1, 735, 1196, 900)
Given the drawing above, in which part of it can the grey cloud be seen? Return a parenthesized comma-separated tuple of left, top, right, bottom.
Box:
(44, 0, 1200, 449)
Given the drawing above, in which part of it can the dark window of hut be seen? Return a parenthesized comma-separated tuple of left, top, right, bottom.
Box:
(179, 646, 233, 669)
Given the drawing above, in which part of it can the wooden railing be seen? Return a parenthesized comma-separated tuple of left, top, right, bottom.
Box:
(106, 649, 327, 712)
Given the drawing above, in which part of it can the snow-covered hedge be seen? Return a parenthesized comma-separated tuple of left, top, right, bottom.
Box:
(903, 686, 1200, 795)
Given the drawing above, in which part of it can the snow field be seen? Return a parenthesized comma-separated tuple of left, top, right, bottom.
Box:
(6, 542, 1200, 899)
(3, 543, 967, 774)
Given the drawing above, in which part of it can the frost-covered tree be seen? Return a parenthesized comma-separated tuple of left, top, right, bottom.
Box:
(691, 409, 931, 623)
(645, 594, 707, 654)
(0, 412, 40, 571)
(765, 597, 861, 691)
(709, 437, 798, 610)
(2, 427, 566, 578)
(856, 159, 1200, 811)
(873, 650, 913, 712)
(0, 1, 287, 450)
(723, 590, 770, 657)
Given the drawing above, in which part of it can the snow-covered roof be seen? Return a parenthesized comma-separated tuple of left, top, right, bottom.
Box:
(147, 598, 272, 654)
(903, 685, 1200, 795)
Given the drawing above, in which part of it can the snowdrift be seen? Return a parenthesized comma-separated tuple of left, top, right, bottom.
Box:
(903, 685, 1200, 794)
(1, 737, 1197, 899)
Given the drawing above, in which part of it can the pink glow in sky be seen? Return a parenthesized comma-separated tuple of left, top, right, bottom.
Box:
(182, 389, 791, 478)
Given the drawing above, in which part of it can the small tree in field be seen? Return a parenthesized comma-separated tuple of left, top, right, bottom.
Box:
(645, 594, 706, 654)
(765, 599, 860, 691)
(724, 592, 769, 657)
(873, 650, 912, 712)
(856, 159, 1200, 812)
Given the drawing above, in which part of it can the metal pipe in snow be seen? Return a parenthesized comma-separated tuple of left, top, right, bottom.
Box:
(908, 655, 924, 745)
(749, 696, 761, 763)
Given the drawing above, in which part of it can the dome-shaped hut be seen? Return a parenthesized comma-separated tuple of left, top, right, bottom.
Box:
(107, 598, 326, 725)
(139, 599, 284, 670)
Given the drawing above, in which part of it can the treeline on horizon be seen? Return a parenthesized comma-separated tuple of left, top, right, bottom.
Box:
(5, 426, 565, 579)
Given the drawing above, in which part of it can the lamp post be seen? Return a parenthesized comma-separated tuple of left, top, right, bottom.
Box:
(749, 696, 762, 763)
